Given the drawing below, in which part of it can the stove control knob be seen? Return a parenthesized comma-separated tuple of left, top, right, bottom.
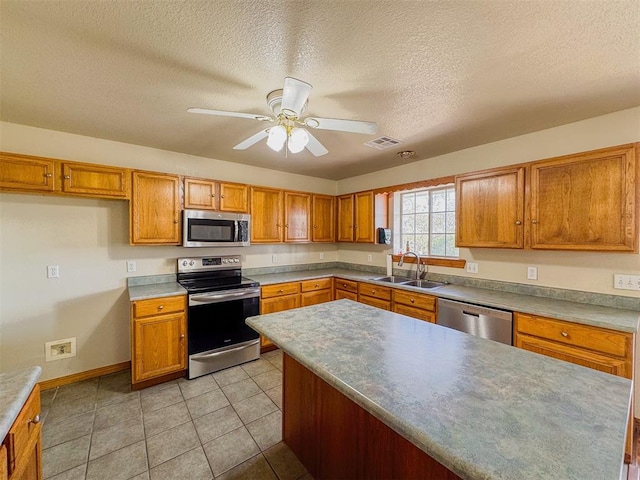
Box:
(189, 260, 195, 266)
(222, 259, 227, 264)
(234, 258, 239, 263)
(182, 260, 188, 266)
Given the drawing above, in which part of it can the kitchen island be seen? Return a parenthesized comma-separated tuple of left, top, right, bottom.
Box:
(246, 299, 631, 480)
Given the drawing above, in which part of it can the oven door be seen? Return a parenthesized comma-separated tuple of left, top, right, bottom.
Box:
(187, 288, 260, 378)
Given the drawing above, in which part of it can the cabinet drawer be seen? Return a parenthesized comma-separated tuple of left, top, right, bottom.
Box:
(392, 290, 436, 311)
(6, 385, 40, 475)
(358, 282, 391, 301)
(334, 278, 357, 293)
(358, 295, 391, 311)
(393, 304, 435, 323)
(300, 278, 332, 292)
(515, 313, 631, 357)
(335, 290, 357, 301)
(261, 283, 300, 299)
(132, 295, 186, 318)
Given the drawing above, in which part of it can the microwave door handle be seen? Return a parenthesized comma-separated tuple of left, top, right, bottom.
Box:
(234, 220, 239, 243)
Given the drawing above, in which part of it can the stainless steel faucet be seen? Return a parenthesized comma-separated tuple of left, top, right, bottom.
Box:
(398, 251, 422, 280)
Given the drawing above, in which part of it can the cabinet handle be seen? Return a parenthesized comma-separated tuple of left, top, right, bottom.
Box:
(221, 195, 225, 198)
(180, 334, 185, 339)
(342, 284, 347, 288)
(532, 220, 538, 224)
(174, 220, 179, 224)
(410, 298, 415, 303)
(211, 194, 216, 197)
(278, 289, 284, 293)
(158, 305, 164, 310)
(29, 415, 41, 425)
(64, 175, 71, 179)
(44, 173, 53, 178)
(515, 221, 522, 225)
(285, 224, 288, 228)
(371, 290, 375, 294)
(314, 284, 319, 288)
(561, 331, 568, 337)
(313, 225, 317, 228)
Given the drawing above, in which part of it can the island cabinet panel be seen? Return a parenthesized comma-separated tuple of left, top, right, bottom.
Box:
(284, 191, 311, 242)
(60, 162, 130, 198)
(455, 166, 525, 248)
(130, 171, 181, 245)
(311, 194, 335, 242)
(283, 354, 461, 480)
(0, 153, 56, 192)
(3, 385, 42, 480)
(1, 445, 7, 480)
(529, 144, 637, 251)
(130, 295, 187, 385)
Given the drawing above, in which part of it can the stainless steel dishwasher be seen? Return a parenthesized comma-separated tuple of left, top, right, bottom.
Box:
(437, 298, 513, 345)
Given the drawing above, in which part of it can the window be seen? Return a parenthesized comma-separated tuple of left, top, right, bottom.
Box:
(394, 185, 459, 257)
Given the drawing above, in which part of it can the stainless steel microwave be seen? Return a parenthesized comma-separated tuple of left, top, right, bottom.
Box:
(183, 210, 250, 247)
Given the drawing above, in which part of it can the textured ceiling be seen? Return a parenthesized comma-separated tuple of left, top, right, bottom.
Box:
(1, 1, 639, 180)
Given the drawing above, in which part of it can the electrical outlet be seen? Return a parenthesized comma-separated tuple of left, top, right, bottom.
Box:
(614, 274, 640, 291)
(527, 266, 538, 280)
(272, 254, 278, 264)
(126, 261, 136, 273)
(466, 262, 478, 274)
(45, 337, 76, 362)
(47, 265, 60, 278)
(367, 254, 373, 262)
(319, 253, 324, 260)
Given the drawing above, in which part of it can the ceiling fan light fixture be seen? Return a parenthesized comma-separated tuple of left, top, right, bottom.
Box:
(288, 127, 309, 154)
(267, 125, 287, 151)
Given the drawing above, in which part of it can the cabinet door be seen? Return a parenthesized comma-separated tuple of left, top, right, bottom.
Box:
(354, 191, 375, 243)
(358, 295, 391, 311)
(530, 145, 637, 251)
(61, 162, 130, 198)
(456, 167, 525, 248)
(301, 289, 333, 307)
(132, 312, 186, 383)
(312, 194, 335, 242)
(335, 290, 357, 301)
(130, 171, 181, 245)
(250, 187, 283, 243)
(337, 194, 355, 242)
(393, 304, 435, 323)
(219, 182, 249, 213)
(184, 178, 217, 210)
(284, 191, 311, 242)
(260, 294, 300, 349)
(0, 153, 55, 192)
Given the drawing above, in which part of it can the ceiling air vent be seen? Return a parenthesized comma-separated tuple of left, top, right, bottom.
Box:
(364, 136, 402, 150)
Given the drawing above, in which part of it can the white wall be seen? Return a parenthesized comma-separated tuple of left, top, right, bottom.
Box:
(337, 108, 640, 299)
(0, 123, 337, 379)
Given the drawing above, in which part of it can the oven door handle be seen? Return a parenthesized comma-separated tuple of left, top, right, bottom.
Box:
(189, 288, 260, 305)
(191, 339, 260, 360)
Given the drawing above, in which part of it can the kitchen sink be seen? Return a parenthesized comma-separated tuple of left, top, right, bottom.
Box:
(403, 280, 447, 289)
(372, 276, 412, 284)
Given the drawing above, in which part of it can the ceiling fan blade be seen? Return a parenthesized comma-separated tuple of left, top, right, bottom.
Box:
(233, 129, 269, 150)
(188, 108, 273, 122)
(305, 130, 328, 157)
(280, 77, 312, 117)
(304, 117, 378, 135)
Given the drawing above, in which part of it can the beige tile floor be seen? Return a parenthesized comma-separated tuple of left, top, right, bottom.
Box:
(40, 349, 312, 480)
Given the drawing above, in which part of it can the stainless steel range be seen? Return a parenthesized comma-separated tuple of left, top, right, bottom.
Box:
(177, 255, 260, 379)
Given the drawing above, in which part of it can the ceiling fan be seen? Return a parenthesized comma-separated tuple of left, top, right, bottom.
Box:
(188, 77, 378, 157)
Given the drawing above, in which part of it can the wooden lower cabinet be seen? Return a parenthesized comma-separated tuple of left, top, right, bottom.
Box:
(260, 282, 301, 349)
(334, 278, 358, 301)
(300, 278, 332, 307)
(357, 282, 391, 310)
(2, 385, 42, 480)
(283, 354, 461, 479)
(514, 312, 634, 460)
(392, 290, 436, 323)
(130, 295, 187, 385)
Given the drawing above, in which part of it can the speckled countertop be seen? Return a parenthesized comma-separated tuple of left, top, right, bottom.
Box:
(0, 366, 42, 439)
(247, 300, 631, 480)
(247, 268, 639, 333)
(128, 282, 186, 301)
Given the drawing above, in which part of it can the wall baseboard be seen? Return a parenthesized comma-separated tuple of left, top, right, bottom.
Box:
(39, 361, 131, 391)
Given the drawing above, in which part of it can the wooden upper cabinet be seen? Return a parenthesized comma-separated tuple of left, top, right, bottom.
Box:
(184, 177, 248, 213)
(130, 171, 181, 245)
(284, 191, 311, 242)
(337, 194, 355, 242)
(530, 145, 637, 252)
(0, 152, 56, 192)
(184, 177, 217, 209)
(456, 166, 525, 248)
(354, 191, 375, 243)
(250, 186, 284, 243)
(60, 162, 130, 198)
(312, 194, 335, 242)
(219, 182, 249, 213)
